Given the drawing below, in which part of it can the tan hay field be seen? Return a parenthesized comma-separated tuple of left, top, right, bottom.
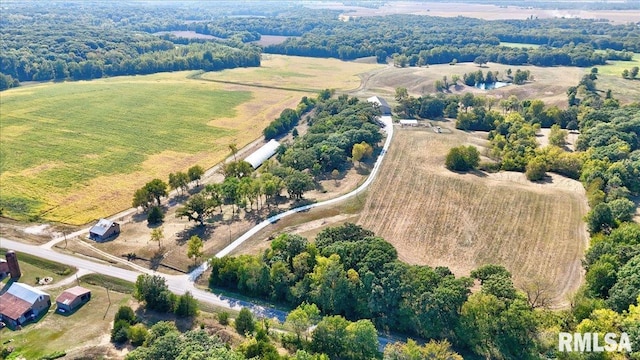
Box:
(355, 125, 589, 307)
(201, 54, 383, 92)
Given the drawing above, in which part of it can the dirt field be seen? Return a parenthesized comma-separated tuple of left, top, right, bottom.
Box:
(354, 124, 588, 307)
(308, 1, 640, 24)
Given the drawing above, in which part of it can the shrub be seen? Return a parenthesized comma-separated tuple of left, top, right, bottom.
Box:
(114, 305, 136, 324)
(235, 308, 255, 335)
(525, 157, 547, 181)
(111, 320, 131, 344)
(445, 146, 480, 172)
(218, 311, 230, 325)
(128, 323, 148, 346)
(147, 206, 164, 225)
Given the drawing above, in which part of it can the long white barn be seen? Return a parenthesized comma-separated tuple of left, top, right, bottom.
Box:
(245, 139, 281, 169)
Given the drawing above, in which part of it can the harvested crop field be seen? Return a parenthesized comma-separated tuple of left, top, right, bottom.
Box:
(356, 124, 589, 306)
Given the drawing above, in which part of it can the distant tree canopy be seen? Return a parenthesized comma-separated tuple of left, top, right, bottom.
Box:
(3, 2, 639, 91)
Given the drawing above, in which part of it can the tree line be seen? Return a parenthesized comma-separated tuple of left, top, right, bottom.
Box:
(4, 2, 640, 91)
(210, 223, 546, 359)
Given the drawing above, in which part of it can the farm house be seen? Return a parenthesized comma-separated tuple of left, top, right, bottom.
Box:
(367, 96, 391, 115)
(56, 286, 91, 313)
(245, 139, 281, 169)
(0, 283, 51, 328)
(89, 218, 120, 242)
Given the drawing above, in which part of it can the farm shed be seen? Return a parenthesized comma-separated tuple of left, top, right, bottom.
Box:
(245, 139, 281, 169)
(367, 96, 391, 115)
(0, 282, 51, 328)
(399, 119, 418, 127)
(56, 286, 91, 313)
(89, 218, 120, 242)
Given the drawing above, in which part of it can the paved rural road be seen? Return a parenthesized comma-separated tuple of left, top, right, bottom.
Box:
(0, 237, 288, 322)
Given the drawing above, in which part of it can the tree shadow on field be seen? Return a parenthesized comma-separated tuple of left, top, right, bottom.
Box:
(531, 175, 554, 184)
(175, 225, 214, 245)
(449, 169, 488, 178)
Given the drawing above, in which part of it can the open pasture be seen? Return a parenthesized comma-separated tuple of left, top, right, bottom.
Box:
(0, 71, 306, 224)
(355, 125, 589, 306)
(353, 61, 640, 107)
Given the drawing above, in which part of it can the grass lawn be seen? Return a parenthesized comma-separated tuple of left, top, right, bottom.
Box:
(0, 72, 256, 224)
(0, 281, 133, 359)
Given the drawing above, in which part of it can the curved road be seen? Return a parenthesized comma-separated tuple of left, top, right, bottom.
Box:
(0, 115, 396, 347)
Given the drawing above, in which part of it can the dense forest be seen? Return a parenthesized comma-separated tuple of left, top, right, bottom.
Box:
(2, 1, 639, 90)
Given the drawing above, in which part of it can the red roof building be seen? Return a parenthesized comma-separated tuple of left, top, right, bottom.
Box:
(56, 286, 91, 313)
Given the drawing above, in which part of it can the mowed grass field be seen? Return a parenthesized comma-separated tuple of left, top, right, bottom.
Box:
(356, 125, 589, 306)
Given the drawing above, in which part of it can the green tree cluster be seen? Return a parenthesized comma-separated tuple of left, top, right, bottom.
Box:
(445, 146, 480, 172)
(134, 274, 198, 317)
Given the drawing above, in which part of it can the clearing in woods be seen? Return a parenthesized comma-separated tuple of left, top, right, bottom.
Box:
(355, 124, 589, 307)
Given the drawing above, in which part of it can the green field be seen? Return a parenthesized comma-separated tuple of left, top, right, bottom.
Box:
(596, 53, 640, 76)
(0, 72, 253, 224)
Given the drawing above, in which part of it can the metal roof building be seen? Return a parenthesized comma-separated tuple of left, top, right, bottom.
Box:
(0, 282, 51, 328)
(56, 286, 91, 313)
(245, 139, 281, 169)
(89, 218, 120, 242)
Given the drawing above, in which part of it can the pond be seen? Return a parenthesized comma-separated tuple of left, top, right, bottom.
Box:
(475, 81, 510, 90)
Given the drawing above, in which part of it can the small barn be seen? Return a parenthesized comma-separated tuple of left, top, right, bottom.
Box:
(245, 139, 281, 169)
(89, 218, 120, 242)
(0, 283, 51, 328)
(56, 286, 91, 313)
(367, 96, 391, 115)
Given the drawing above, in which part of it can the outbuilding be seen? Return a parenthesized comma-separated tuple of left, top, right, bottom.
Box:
(89, 218, 120, 242)
(367, 96, 391, 115)
(56, 286, 91, 313)
(399, 119, 419, 127)
(0, 282, 51, 328)
(244, 139, 281, 169)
